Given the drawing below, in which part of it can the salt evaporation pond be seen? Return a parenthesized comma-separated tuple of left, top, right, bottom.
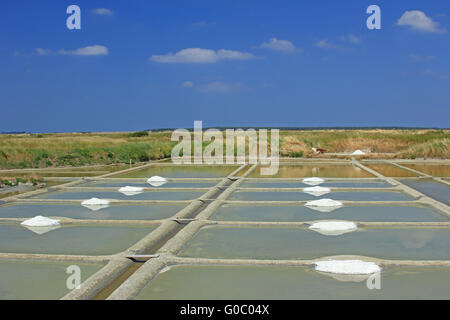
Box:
(212, 204, 449, 222)
(179, 225, 450, 260)
(229, 191, 414, 201)
(240, 180, 391, 189)
(0, 223, 155, 255)
(80, 180, 218, 188)
(401, 179, 450, 205)
(248, 165, 374, 178)
(30, 190, 204, 201)
(365, 164, 419, 177)
(0, 202, 186, 220)
(402, 164, 450, 177)
(136, 265, 450, 300)
(0, 260, 103, 299)
(111, 165, 239, 178)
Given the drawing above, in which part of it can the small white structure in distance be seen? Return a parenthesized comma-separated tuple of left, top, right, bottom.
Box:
(351, 150, 366, 155)
(302, 177, 325, 186)
(303, 186, 331, 197)
(305, 198, 343, 213)
(147, 176, 167, 187)
(308, 220, 357, 236)
(81, 197, 111, 211)
(21, 216, 61, 235)
(118, 186, 144, 196)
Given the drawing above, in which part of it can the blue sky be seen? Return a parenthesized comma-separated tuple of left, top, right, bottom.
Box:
(1, 0, 449, 132)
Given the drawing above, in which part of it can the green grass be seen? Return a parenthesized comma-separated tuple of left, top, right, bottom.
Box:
(0, 131, 176, 169)
(0, 129, 448, 169)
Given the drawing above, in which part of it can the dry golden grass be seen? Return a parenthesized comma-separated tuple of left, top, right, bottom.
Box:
(396, 138, 449, 159)
(279, 129, 449, 157)
(280, 136, 312, 156)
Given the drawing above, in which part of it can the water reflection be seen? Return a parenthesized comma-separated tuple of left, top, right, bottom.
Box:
(403, 164, 450, 177)
(365, 164, 418, 177)
(250, 165, 374, 178)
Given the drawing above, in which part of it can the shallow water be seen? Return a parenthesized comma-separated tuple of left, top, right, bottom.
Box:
(179, 226, 450, 260)
(111, 165, 239, 178)
(401, 179, 450, 205)
(240, 180, 391, 188)
(0, 165, 129, 178)
(365, 164, 418, 177)
(0, 202, 185, 220)
(136, 265, 450, 300)
(248, 165, 373, 178)
(80, 180, 218, 188)
(0, 260, 103, 299)
(402, 164, 450, 177)
(212, 204, 449, 222)
(0, 223, 154, 255)
(229, 191, 414, 201)
(31, 190, 205, 201)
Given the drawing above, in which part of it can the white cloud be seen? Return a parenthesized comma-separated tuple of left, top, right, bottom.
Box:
(397, 10, 447, 33)
(423, 68, 449, 79)
(58, 45, 109, 56)
(182, 81, 194, 88)
(259, 38, 298, 53)
(315, 39, 337, 49)
(409, 54, 436, 62)
(35, 48, 52, 56)
(91, 8, 114, 16)
(149, 48, 255, 63)
(191, 21, 207, 27)
(198, 81, 243, 93)
(315, 35, 361, 50)
(409, 54, 422, 62)
(35, 45, 108, 56)
(217, 49, 254, 60)
(339, 34, 361, 44)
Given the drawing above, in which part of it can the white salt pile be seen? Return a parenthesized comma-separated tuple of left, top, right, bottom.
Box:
(118, 186, 144, 192)
(303, 186, 331, 197)
(351, 150, 366, 155)
(147, 176, 167, 187)
(21, 216, 60, 227)
(81, 198, 110, 205)
(21, 216, 61, 235)
(314, 260, 381, 275)
(308, 220, 357, 236)
(118, 186, 144, 196)
(81, 198, 111, 211)
(302, 177, 325, 186)
(304, 198, 343, 213)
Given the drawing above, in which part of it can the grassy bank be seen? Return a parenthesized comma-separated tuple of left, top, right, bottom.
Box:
(0, 129, 448, 169)
(0, 131, 175, 169)
(279, 129, 449, 158)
